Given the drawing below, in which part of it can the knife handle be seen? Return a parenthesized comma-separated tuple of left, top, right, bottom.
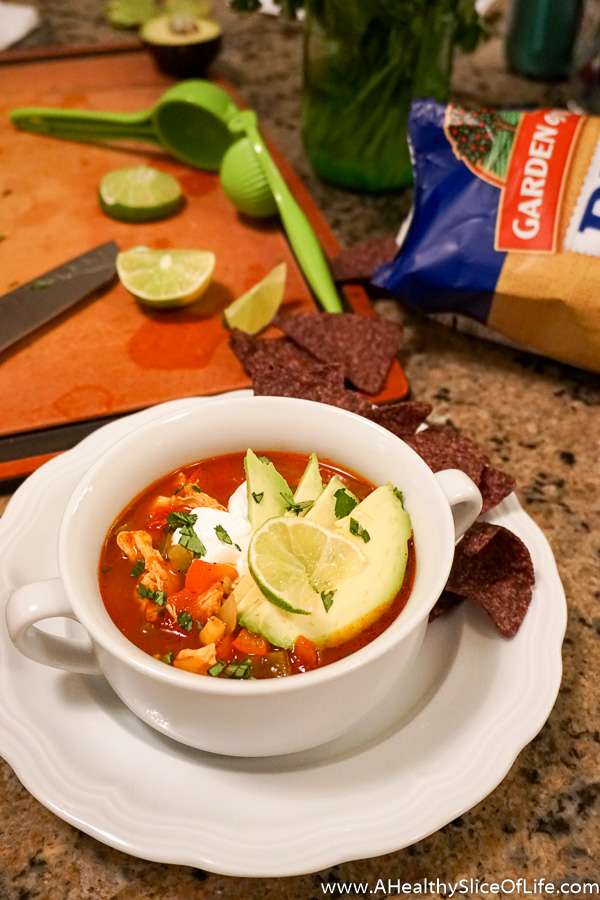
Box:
(9, 106, 159, 146)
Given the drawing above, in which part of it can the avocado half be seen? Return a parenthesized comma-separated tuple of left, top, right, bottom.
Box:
(140, 13, 222, 78)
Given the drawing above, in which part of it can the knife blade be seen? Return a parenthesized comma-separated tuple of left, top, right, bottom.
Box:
(0, 240, 119, 354)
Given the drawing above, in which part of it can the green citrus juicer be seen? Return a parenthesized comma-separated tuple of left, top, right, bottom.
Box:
(9, 80, 343, 313)
(9, 80, 238, 171)
(220, 109, 342, 314)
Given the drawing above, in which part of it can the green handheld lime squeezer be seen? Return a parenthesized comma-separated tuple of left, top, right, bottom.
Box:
(9, 80, 343, 313)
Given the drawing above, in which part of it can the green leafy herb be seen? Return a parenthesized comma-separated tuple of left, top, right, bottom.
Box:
(231, 0, 485, 193)
(173, 483, 202, 495)
(349, 518, 370, 543)
(178, 525, 206, 558)
(166, 511, 198, 530)
(162, 651, 175, 664)
(392, 486, 404, 504)
(215, 524, 233, 544)
(130, 558, 145, 578)
(31, 277, 54, 291)
(137, 583, 167, 606)
(167, 510, 206, 557)
(321, 589, 336, 612)
(280, 491, 314, 516)
(208, 657, 253, 679)
(208, 659, 225, 676)
(177, 611, 194, 632)
(334, 488, 358, 519)
(252, 491, 264, 504)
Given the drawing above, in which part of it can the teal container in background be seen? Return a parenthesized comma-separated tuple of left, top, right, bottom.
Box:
(506, 0, 584, 80)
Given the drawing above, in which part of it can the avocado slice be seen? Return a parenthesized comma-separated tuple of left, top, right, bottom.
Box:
(305, 476, 357, 530)
(292, 453, 323, 510)
(140, 13, 222, 78)
(237, 484, 412, 648)
(244, 450, 291, 530)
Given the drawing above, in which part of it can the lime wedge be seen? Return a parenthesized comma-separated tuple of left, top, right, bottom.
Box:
(248, 516, 366, 615)
(222, 262, 286, 334)
(116, 246, 215, 308)
(98, 166, 183, 223)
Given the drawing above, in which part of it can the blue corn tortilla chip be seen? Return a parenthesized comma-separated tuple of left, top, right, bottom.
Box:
(368, 400, 432, 440)
(479, 464, 516, 512)
(273, 311, 403, 395)
(406, 424, 488, 484)
(441, 522, 535, 637)
(249, 359, 373, 416)
(229, 329, 326, 376)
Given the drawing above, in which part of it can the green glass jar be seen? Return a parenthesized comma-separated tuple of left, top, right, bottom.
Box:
(506, 0, 583, 80)
(300, 0, 483, 192)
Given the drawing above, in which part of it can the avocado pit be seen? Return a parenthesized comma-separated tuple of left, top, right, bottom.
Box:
(140, 13, 223, 77)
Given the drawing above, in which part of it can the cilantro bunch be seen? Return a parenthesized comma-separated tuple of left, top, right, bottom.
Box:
(229, 0, 485, 191)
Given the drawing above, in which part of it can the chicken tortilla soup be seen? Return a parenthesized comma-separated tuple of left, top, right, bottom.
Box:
(98, 450, 415, 679)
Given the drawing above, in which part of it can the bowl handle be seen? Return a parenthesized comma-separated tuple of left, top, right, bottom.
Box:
(435, 469, 483, 541)
(5, 578, 101, 675)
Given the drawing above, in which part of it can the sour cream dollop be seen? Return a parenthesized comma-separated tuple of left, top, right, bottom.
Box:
(172, 482, 252, 574)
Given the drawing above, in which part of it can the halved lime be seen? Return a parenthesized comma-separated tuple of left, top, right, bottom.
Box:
(105, 0, 156, 28)
(98, 166, 183, 223)
(116, 246, 216, 308)
(248, 516, 366, 615)
(222, 262, 286, 334)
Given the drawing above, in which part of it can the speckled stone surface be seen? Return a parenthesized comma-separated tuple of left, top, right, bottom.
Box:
(1, 2, 599, 897)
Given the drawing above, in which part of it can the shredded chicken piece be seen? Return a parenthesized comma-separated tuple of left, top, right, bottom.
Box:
(195, 582, 225, 623)
(153, 484, 226, 512)
(165, 601, 178, 622)
(116, 529, 176, 595)
(173, 644, 217, 675)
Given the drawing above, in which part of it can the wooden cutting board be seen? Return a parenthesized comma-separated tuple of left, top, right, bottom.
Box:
(0, 48, 407, 481)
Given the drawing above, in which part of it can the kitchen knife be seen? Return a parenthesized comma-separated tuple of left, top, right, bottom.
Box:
(0, 240, 119, 354)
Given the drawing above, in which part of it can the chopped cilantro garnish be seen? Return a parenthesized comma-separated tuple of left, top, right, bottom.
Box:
(321, 589, 336, 612)
(162, 651, 175, 664)
(166, 511, 198, 530)
(177, 611, 194, 632)
(334, 488, 358, 518)
(130, 558, 145, 578)
(167, 511, 206, 557)
(280, 491, 314, 515)
(208, 659, 225, 676)
(208, 657, 253, 679)
(178, 524, 206, 558)
(392, 486, 404, 504)
(173, 483, 202, 496)
(252, 491, 264, 504)
(31, 277, 54, 291)
(137, 583, 167, 606)
(215, 524, 233, 544)
(349, 518, 371, 543)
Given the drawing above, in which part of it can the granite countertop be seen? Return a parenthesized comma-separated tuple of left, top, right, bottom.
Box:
(1, 1, 599, 897)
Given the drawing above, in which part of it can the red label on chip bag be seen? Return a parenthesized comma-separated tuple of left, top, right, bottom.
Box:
(496, 110, 582, 253)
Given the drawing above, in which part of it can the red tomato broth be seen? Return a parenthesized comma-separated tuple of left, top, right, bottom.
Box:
(98, 450, 415, 677)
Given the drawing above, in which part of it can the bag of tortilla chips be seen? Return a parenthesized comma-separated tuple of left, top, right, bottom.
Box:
(372, 98, 600, 373)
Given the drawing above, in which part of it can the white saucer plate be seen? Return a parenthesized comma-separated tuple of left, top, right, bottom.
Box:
(0, 393, 567, 877)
